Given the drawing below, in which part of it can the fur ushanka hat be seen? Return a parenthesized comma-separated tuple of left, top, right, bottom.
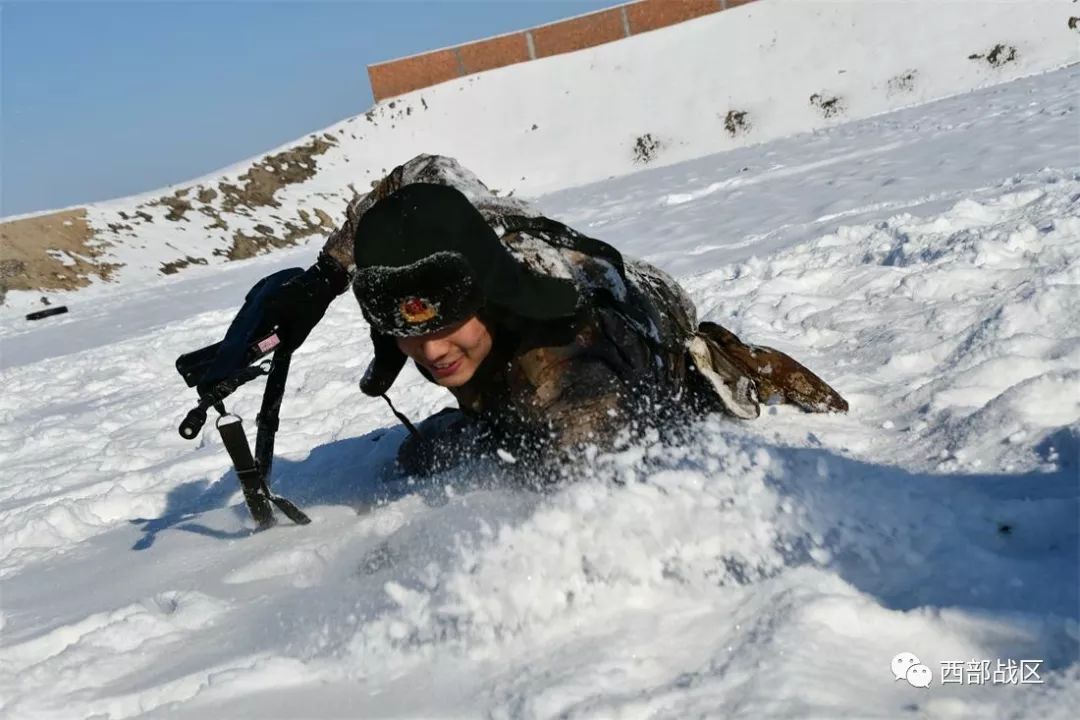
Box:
(352, 183, 580, 396)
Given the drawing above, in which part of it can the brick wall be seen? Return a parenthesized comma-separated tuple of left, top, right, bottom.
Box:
(625, 0, 718, 34)
(531, 7, 626, 59)
(368, 0, 758, 101)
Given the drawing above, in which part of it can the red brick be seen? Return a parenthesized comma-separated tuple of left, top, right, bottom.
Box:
(626, 0, 721, 35)
(531, 7, 626, 59)
(367, 0, 758, 100)
(368, 48, 461, 101)
(458, 32, 531, 75)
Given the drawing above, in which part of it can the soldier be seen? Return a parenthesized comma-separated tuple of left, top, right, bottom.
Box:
(260, 155, 846, 476)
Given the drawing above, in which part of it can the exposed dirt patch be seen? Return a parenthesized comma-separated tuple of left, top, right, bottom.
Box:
(1069, 16, 1079, 31)
(219, 231, 293, 262)
(2, 133, 340, 300)
(633, 133, 661, 164)
(152, 194, 193, 222)
(215, 207, 336, 261)
(196, 204, 230, 231)
(887, 70, 918, 95)
(968, 43, 1018, 68)
(810, 93, 845, 119)
(161, 256, 208, 275)
(217, 134, 336, 213)
(106, 132, 338, 271)
(723, 110, 751, 137)
(0, 209, 119, 304)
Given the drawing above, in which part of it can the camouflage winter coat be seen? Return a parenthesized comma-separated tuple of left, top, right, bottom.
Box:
(322, 155, 846, 473)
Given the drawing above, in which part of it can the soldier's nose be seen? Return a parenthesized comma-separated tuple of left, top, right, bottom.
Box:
(419, 338, 450, 363)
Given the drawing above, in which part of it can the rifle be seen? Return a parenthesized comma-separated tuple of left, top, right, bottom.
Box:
(175, 268, 311, 529)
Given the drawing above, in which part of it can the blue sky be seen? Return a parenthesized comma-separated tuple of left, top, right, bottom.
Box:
(1, 0, 610, 217)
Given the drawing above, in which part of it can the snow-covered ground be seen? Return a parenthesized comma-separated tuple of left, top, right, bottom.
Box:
(1, 62, 1077, 718)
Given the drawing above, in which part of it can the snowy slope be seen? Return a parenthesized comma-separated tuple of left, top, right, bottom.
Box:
(2, 0, 1077, 313)
(1, 64, 1077, 719)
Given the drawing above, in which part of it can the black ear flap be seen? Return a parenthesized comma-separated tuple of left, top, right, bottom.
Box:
(360, 331, 408, 396)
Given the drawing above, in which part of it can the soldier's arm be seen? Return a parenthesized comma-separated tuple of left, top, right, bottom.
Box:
(320, 163, 408, 273)
(513, 307, 658, 453)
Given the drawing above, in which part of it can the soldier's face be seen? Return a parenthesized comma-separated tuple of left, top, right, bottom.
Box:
(396, 315, 493, 387)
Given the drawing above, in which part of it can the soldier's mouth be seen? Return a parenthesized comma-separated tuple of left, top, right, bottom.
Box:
(430, 358, 463, 378)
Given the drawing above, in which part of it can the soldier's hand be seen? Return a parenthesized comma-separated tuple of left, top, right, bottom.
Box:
(263, 251, 349, 351)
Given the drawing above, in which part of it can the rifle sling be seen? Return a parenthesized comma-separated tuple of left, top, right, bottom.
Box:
(213, 350, 311, 528)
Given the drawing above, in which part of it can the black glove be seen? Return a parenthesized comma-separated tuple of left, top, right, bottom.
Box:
(263, 251, 350, 351)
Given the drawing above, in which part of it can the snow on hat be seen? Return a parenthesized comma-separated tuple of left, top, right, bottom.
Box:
(352, 183, 580, 396)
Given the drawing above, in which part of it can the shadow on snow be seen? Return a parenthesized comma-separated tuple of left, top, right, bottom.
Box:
(129, 424, 410, 551)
